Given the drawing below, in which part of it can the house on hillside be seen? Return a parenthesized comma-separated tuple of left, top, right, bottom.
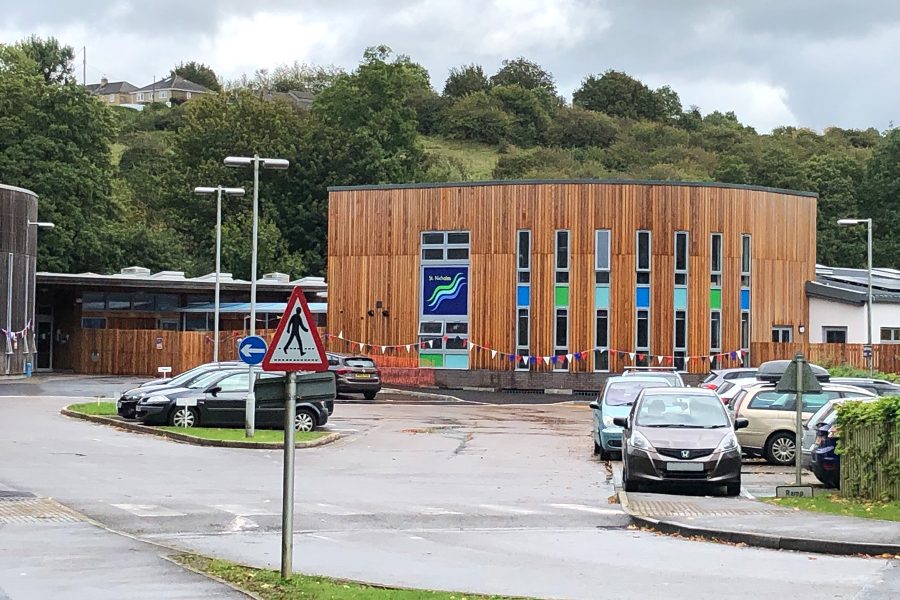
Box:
(85, 78, 139, 104)
(134, 75, 211, 105)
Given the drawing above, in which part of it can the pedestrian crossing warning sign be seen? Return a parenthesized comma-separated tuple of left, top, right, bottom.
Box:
(261, 287, 328, 372)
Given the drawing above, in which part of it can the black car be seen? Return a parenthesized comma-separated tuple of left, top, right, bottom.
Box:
(327, 353, 381, 399)
(117, 364, 243, 419)
(828, 377, 900, 396)
(134, 370, 330, 431)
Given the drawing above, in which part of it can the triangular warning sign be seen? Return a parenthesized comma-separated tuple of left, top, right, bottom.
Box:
(261, 287, 328, 372)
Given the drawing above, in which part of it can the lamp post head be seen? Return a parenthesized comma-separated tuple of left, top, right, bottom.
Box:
(193, 187, 217, 195)
(27, 221, 55, 229)
(223, 156, 253, 167)
(223, 187, 246, 196)
(262, 158, 289, 170)
(837, 218, 870, 226)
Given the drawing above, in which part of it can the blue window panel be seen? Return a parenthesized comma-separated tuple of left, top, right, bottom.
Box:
(445, 354, 469, 370)
(636, 287, 650, 308)
(674, 288, 688, 310)
(517, 285, 530, 307)
(594, 285, 610, 309)
(741, 289, 751, 310)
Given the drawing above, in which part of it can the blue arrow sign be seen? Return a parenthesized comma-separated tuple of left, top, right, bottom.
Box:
(238, 335, 268, 365)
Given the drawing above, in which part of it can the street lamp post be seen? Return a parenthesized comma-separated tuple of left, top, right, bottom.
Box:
(224, 155, 289, 437)
(25, 221, 54, 362)
(194, 186, 246, 363)
(837, 218, 874, 375)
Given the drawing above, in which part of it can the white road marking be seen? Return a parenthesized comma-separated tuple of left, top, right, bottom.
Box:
(214, 504, 278, 516)
(312, 503, 370, 516)
(111, 503, 186, 517)
(326, 428, 359, 433)
(306, 533, 336, 542)
(416, 506, 464, 515)
(549, 503, 622, 515)
(408, 535, 425, 540)
(479, 503, 545, 515)
(227, 516, 259, 532)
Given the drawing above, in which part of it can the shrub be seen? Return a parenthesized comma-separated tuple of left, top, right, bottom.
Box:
(546, 107, 618, 149)
(442, 92, 510, 145)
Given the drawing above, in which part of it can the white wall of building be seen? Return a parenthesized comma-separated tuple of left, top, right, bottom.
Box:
(809, 297, 900, 343)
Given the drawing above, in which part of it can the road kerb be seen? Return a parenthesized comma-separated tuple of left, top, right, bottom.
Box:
(619, 491, 900, 556)
(60, 409, 342, 450)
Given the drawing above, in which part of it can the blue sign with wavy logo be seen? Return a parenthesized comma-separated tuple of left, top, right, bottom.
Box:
(422, 266, 468, 316)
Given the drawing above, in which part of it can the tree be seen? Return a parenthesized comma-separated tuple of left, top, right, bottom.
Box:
(862, 128, 900, 268)
(803, 153, 867, 268)
(443, 92, 511, 144)
(573, 70, 660, 120)
(490, 57, 557, 95)
(15, 35, 75, 85)
(0, 44, 120, 272)
(490, 85, 551, 146)
(443, 64, 490, 98)
(170, 61, 221, 92)
(546, 106, 618, 148)
(653, 85, 683, 123)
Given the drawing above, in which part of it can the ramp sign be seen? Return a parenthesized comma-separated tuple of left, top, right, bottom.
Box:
(261, 287, 328, 372)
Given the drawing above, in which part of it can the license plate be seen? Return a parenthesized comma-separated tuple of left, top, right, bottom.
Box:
(666, 462, 704, 472)
(355, 373, 371, 379)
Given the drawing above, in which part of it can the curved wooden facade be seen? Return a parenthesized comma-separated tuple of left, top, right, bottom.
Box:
(327, 180, 816, 378)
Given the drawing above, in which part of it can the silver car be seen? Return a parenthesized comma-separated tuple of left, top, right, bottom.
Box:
(700, 368, 758, 391)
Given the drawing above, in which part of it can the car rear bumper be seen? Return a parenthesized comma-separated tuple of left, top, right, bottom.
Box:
(625, 448, 742, 485)
(335, 377, 381, 393)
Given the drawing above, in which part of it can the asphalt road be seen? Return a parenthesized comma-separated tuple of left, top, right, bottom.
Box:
(0, 383, 897, 599)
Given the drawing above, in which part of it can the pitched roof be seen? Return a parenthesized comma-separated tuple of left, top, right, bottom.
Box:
(89, 81, 138, 95)
(136, 74, 211, 94)
(807, 264, 900, 305)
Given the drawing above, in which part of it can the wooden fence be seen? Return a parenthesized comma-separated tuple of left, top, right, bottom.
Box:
(750, 342, 900, 373)
(840, 422, 900, 501)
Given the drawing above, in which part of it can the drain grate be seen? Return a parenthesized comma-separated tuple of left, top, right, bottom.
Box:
(0, 497, 83, 524)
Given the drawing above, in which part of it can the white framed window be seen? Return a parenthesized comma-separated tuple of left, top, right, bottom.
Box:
(554, 308, 569, 371)
(595, 309, 609, 372)
(595, 229, 610, 284)
(516, 229, 531, 370)
(159, 90, 168, 99)
(823, 327, 847, 344)
(711, 233, 723, 287)
(772, 326, 793, 343)
(517, 230, 530, 283)
(741, 234, 751, 288)
(881, 328, 900, 343)
(636, 230, 651, 284)
(421, 231, 470, 262)
(555, 230, 569, 284)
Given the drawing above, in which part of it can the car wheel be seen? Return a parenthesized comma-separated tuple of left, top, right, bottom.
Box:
(294, 409, 316, 432)
(765, 432, 796, 466)
(169, 406, 198, 428)
(363, 391, 377, 400)
(725, 482, 741, 497)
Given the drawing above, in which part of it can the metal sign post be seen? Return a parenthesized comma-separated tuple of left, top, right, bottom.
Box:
(794, 355, 804, 486)
(281, 371, 298, 579)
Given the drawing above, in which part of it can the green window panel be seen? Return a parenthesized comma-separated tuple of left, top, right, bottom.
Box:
(419, 353, 444, 368)
(555, 285, 570, 307)
(710, 289, 722, 310)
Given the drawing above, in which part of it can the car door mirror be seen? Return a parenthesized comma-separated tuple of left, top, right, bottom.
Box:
(205, 385, 221, 396)
(613, 416, 628, 428)
(734, 418, 749, 430)
(589, 400, 600, 410)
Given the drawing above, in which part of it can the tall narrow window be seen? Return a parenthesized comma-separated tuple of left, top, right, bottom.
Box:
(709, 232, 723, 368)
(674, 231, 688, 370)
(554, 230, 570, 370)
(710, 310, 722, 369)
(635, 231, 651, 366)
(740, 234, 751, 366)
(419, 231, 470, 369)
(595, 229, 611, 371)
(554, 308, 569, 370)
(516, 230, 531, 370)
(710, 233, 723, 288)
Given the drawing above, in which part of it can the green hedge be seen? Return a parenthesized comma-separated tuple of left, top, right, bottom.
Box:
(836, 396, 900, 500)
(827, 364, 900, 383)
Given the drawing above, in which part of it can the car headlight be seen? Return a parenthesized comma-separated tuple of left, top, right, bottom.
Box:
(630, 431, 654, 451)
(716, 432, 739, 452)
(602, 415, 616, 427)
(142, 395, 170, 405)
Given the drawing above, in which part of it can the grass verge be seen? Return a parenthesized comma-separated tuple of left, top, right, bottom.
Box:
(176, 554, 522, 600)
(67, 401, 118, 416)
(159, 427, 326, 444)
(765, 494, 900, 522)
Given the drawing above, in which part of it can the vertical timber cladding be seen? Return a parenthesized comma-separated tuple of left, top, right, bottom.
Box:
(327, 181, 817, 374)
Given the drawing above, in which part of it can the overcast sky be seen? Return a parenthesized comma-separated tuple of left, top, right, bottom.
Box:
(2, 0, 898, 132)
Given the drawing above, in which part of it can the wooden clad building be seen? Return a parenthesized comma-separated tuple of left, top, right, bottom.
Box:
(327, 180, 817, 387)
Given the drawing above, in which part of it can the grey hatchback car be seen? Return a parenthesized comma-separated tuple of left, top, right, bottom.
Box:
(617, 387, 748, 496)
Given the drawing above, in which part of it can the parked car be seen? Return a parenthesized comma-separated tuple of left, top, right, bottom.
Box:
(801, 396, 878, 484)
(828, 377, 900, 396)
(616, 387, 747, 496)
(621, 367, 684, 387)
(731, 382, 874, 465)
(134, 370, 331, 431)
(590, 377, 673, 459)
(699, 368, 758, 391)
(327, 353, 381, 399)
(714, 377, 758, 406)
(137, 361, 242, 388)
(117, 363, 244, 419)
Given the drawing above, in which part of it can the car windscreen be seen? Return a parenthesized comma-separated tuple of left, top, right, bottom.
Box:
(170, 366, 213, 386)
(603, 381, 669, 406)
(724, 370, 756, 380)
(747, 390, 840, 412)
(635, 394, 730, 428)
(189, 370, 231, 389)
(702, 372, 718, 384)
(345, 358, 376, 369)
